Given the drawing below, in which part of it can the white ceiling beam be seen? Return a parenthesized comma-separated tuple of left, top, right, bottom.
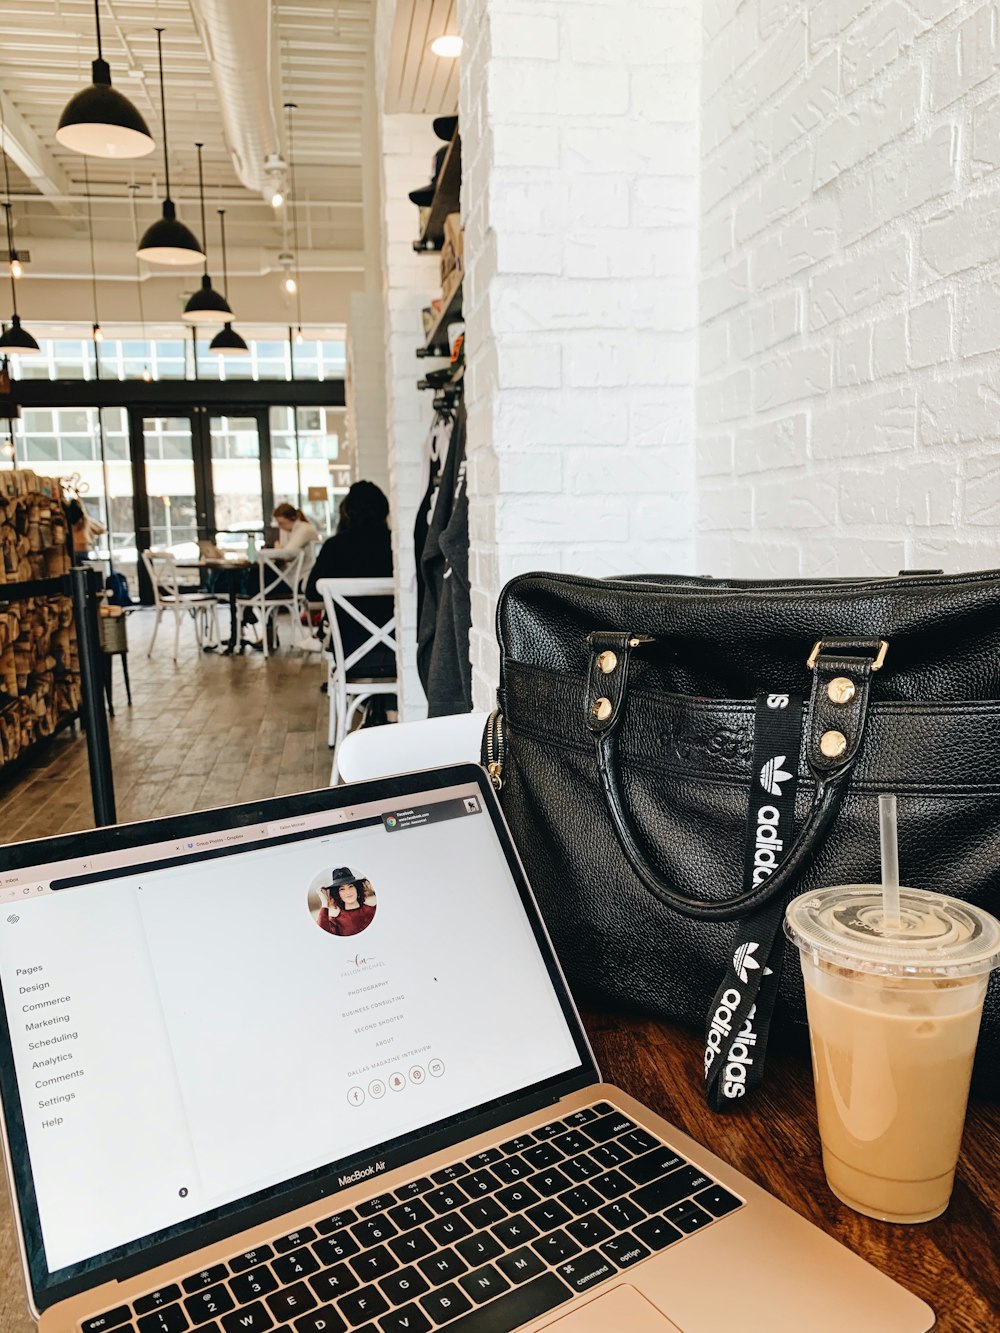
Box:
(0, 87, 79, 220)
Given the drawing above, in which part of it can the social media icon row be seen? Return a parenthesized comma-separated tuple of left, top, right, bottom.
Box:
(346, 1060, 445, 1106)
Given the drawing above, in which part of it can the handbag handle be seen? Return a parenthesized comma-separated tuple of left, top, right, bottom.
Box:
(584, 632, 887, 922)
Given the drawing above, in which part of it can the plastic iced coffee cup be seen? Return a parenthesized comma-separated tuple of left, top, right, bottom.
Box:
(784, 885, 1000, 1223)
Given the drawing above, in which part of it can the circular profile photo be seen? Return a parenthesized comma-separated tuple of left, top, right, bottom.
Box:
(307, 866, 377, 937)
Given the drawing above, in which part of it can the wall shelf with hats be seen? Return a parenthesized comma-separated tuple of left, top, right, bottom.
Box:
(412, 125, 462, 253)
(417, 277, 463, 359)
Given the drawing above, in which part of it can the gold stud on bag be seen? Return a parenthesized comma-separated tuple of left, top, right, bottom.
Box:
(593, 697, 613, 722)
(827, 676, 856, 705)
(597, 651, 618, 674)
(819, 729, 848, 759)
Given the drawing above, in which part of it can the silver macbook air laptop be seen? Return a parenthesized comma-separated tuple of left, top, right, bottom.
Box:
(0, 765, 933, 1333)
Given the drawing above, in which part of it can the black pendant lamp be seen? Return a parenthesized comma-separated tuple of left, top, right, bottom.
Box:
(183, 144, 232, 324)
(57, 0, 155, 159)
(0, 204, 39, 355)
(137, 29, 205, 266)
(209, 210, 248, 354)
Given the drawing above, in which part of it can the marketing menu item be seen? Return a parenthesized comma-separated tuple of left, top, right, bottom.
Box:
(0, 787, 581, 1273)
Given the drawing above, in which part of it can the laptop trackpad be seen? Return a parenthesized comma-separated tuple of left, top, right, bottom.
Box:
(542, 1284, 684, 1332)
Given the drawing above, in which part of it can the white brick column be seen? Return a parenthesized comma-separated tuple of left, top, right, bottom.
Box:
(458, 0, 701, 709)
(346, 291, 390, 494)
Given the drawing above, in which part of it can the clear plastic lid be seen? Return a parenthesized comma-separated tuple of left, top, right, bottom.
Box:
(784, 885, 1000, 978)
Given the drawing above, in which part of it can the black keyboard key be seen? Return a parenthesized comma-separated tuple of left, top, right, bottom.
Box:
(294, 1309, 345, 1333)
(619, 1129, 658, 1155)
(395, 1177, 433, 1200)
(531, 1121, 564, 1141)
(431, 1163, 469, 1184)
(622, 1147, 687, 1187)
(458, 1264, 511, 1305)
(273, 1249, 320, 1284)
(357, 1194, 395, 1218)
(308, 1265, 358, 1302)
(466, 1148, 503, 1168)
(231, 1247, 274, 1274)
(525, 1200, 571, 1232)
(352, 1217, 399, 1248)
(560, 1185, 602, 1216)
(586, 1113, 636, 1144)
(492, 1216, 539, 1249)
(521, 1143, 561, 1170)
(275, 1229, 317, 1254)
(633, 1166, 713, 1214)
(136, 1289, 182, 1315)
(599, 1234, 650, 1269)
(592, 1102, 614, 1115)
(184, 1285, 235, 1325)
(316, 1210, 357, 1236)
(378, 1265, 429, 1304)
(230, 1266, 278, 1303)
(496, 1246, 546, 1285)
(532, 1230, 581, 1265)
(500, 1134, 534, 1153)
(566, 1213, 613, 1247)
(424, 1185, 467, 1214)
(456, 1233, 503, 1266)
(419, 1283, 472, 1324)
(665, 1201, 714, 1233)
(634, 1216, 682, 1252)
(435, 1273, 571, 1330)
(563, 1108, 598, 1126)
(560, 1154, 601, 1184)
(557, 1250, 615, 1294)
(138, 1308, 189, 1333)
(491, 1156, 531, 1184)
(460, 1198, 506, 1228)
(388, 1200, 432, 1231)
(591, 1170, 631, 1200)
(462, 1169, 501, 1197)
(377, 1306, 431, 1333)
(389, 1230, 437, 1263)
(494, 1182, 540, 1213)
(589, 1141, 631, 1170)
(339, 1285, 389, 1327)
(184, 1269, 228, 1295)
(599, 1198, 645, 1230)
(695, 1184, 743, 1218)
(350, 1245, 398, 1282)
(314, 1233, 360, 1265)
(551, 1131, 592, 1157)
(417, 1246, 468, 1285)
(83, 1308, 132, 1333)
(221, 1303, 273, 1333)
(529, 1167, 571, 1197)
(267, 1283, 318, 1323)
(426, 1213, 472, 1246)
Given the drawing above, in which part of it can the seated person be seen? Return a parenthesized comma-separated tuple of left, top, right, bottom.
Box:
(273, 502, 319, 553)
(66, 498, 106, 564)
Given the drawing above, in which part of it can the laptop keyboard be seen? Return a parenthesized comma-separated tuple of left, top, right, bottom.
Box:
(81, 1103, 743, 1333)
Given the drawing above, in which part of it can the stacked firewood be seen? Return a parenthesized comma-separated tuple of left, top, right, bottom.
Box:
(0, 471, 79, 769)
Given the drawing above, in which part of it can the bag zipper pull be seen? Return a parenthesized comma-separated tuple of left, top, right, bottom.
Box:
(484, 708, 506, 789)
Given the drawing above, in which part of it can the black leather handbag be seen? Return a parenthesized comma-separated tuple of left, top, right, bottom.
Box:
(484, 570, 1000, 1100)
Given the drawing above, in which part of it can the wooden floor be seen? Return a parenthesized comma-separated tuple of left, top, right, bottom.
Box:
(0, 607, 332, 846)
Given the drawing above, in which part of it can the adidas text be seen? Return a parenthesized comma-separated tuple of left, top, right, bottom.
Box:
(704, 987, 742, 1076)
(722, 1006, 759, 1100)
(752, 804, 784, 886)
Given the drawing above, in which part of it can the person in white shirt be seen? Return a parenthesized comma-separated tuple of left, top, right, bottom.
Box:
(272, 502, 319, 551)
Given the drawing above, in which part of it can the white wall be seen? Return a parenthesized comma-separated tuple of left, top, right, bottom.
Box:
(346, 290, 390, 494)
(699, 0, 1000, 577)
(459, 0, 701, 707)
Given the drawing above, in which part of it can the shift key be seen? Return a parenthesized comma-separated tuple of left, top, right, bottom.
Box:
(633, 1166, 714, 1214)
(444, 1273, 572, 1330)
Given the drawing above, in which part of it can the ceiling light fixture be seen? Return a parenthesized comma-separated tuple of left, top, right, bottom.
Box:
(92, 322, 104, 343)
(182, 143, 233, 324)
(0, 205, 39, 356)
(262, 153, 288, 209)
(137, 28, 205, 266)
(56, 0, 155, 158)
(430, 34, 463, 58)
(83, 159, 106, 357)
(209, 210, 248, 355)
(9, 257, 21, 280)
(270, 189, 285, 210)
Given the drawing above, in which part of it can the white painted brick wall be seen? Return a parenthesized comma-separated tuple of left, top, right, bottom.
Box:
(458, 0, 700, 709)
(346, 291, 390, 495)
(700, 0, 1000, 577)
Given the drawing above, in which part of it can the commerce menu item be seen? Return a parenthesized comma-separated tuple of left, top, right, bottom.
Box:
(785, 885, 1000, 1223)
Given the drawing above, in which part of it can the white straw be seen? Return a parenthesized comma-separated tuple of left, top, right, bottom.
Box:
(879, 793, 901, 930)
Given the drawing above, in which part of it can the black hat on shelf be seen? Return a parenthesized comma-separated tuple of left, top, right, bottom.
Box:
(408, 146, 448, 205)
(433, 115, 458, 143)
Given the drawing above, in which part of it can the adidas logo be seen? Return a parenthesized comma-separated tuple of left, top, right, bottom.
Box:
(733, 941, 761, 984)
(759, 755, 793, 796)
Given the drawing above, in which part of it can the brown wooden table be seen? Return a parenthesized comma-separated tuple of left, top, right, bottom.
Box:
(0, 1014, 996, 1331)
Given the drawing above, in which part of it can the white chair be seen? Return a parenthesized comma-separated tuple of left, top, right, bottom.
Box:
(235, 549, 306, 657)
(141, 549, 219, 660)
(316, 576, 399, 783)
(337, 711, 490, 783)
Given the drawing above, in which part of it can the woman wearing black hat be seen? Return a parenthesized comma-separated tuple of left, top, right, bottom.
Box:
(317, 867, 377, 936)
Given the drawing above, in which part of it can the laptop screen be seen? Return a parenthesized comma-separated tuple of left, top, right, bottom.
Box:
(0, 769, 594, 1308)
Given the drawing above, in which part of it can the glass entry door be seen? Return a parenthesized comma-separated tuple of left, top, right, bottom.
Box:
(208, 412, 273, 552)
(139, 414, 205, 565)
